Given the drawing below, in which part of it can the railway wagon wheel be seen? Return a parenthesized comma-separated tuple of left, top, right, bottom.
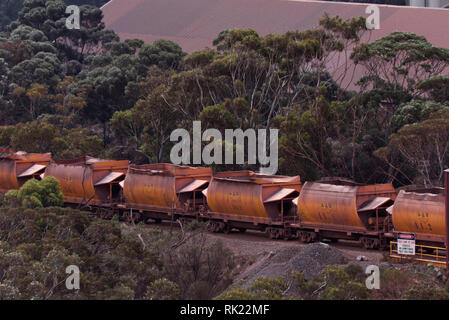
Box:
(98, 208, 114, 220)
(267, 227, 283, 239)
(123, 211, 142, 224)
(207, 221, 216, 232)
(207, 221, 224, 233)
(361, 237, 381, 250)
(297, 231, 317, 243)
(222, 224, 231, 234)
(144, 218, 162, 225)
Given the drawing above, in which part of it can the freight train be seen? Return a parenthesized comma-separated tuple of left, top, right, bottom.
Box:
(0, 148, 445, 250)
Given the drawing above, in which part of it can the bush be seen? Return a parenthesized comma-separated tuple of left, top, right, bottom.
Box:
(404, 284, 449, 300)
(5, 177, 64, 209)
(146, 278, 180, 300)
(0, 207, 235, 300)
(344, 263, 366, 282)
(217, 277, 289, 300)
(162, 226, 236, 299)
(378, 268, 412, 299)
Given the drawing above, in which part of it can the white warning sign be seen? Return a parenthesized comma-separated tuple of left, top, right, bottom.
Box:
(397, 233, 415, 255)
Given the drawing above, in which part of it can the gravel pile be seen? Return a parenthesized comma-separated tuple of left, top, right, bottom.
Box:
(239, 242, 347, 287)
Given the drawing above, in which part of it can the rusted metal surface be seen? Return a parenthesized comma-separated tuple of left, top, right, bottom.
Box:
(44, 156, 129, 206)
(393, 189, 445, 243)
(0, 148, 51, 192)
(206, 171, 301, 221)
(298, 181, 396, 232)
(123, 163, 212, 212)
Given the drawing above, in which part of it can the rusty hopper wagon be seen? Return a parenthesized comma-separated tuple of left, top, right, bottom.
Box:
(296, 180, 397, 249)
(44, 156, 129, 213)
(392, 188, 445, 245)
(204, 171, 301, 237)
(0, 148, 51, 193)
(121, 164, 212, 223)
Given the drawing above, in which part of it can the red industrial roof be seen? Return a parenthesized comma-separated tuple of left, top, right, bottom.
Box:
(102, 0, 449, 88)
(102, 0, 449, 50)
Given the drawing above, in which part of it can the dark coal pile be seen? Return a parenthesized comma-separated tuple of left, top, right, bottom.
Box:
(239, 242, 348, 287)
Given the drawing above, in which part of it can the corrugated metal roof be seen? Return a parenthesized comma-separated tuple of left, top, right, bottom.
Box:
(264, 188, 297, 203)
(17, 164, 46, 178)
(178, 179, 209, 193)
(94, 172, 125, 186)
(358, 196, 392, 212)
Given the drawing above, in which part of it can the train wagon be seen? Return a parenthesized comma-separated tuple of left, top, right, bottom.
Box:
(121, 164, 212, 223)
(204, 171, 301, 237)
(0, 148, 51, 193)
(44, 156, 129, 213)
(392, 188, 445, 245)
(296, 179, 397, 249)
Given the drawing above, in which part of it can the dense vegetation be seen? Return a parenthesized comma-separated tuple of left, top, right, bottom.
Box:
(0, 0, 108, 32)
(218, 264, 449, 300)
(0, 175, 236, 299)
(1, 0, 449, 187)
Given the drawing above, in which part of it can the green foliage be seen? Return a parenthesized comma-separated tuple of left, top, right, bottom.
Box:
(352, 32, 449, 108)
(403, 284, 449, 300)
(219, 266, 371, 300)
(145, 278, 180, 300)
(217, 277, 289, 300)
(199, 104, 238, 130)
(377, 268, 411, 299)
(0, 0, 448, 186)
(163, 231, 236, 299)
(377, 109, 449, 186)
(389, 100, 448, 133)
(11, 176, 65, 208)
(0, 208, 235, 300)
(1, 120, 103, 158)
(138, 39, 186, 70)
(417, 75, 449, 103)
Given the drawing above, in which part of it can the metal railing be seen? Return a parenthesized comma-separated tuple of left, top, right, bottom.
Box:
(390, 241, 446, 266)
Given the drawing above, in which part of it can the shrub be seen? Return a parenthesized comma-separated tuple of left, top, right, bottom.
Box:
(378, 268, 412, 299)
(344, 263, 366, 282)
(5, 177, 64, 209)
(314, 266, 370, 300)
(404, 284, 449, 300)
(217, 277, 289, 300)
(0, 207, 235, 300)
(146, 278, 180, 300)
